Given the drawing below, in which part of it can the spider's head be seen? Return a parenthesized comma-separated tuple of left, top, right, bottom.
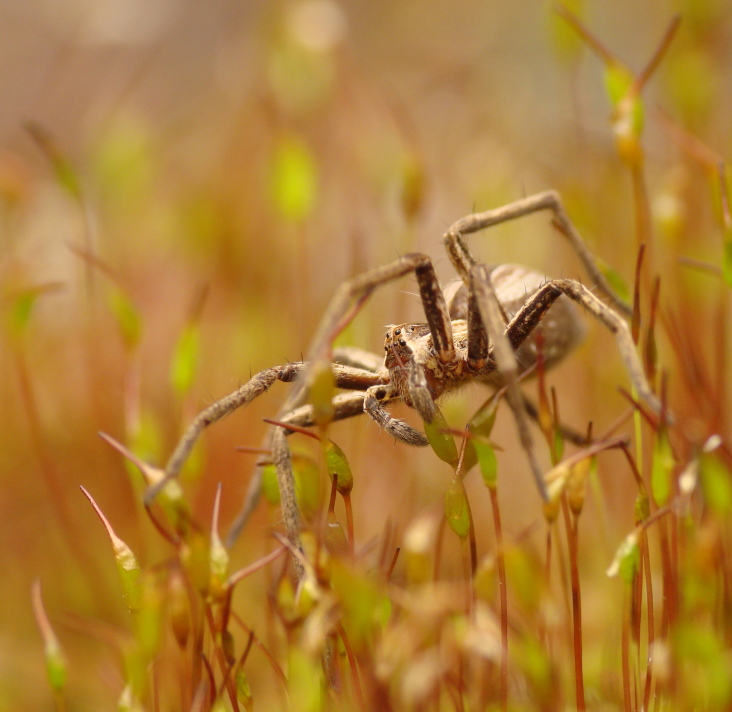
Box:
(383, 323, 431, 371)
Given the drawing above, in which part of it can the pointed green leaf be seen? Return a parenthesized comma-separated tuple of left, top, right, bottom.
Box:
(8, 283, 63, 339)
(293, 455, 322, 520)
(309, 359, 336, 427)
(603, 63, 634, 106)
(209, 533, 229, 595)
(80, 486, 142, 611)
(236, 670, 254, 711)
(723, 238, 732, 288)
(261, 463, 280, 505)
(595, 256, 631, 304)
(170, 323, 199, 397)
(323, 439, 353, 494)
(651, 428, 674, 506)
(699, 453, 732, 517)
(607, 531, 639, 583)
(424, 408, 458, 467)
(473, 439, 498, 490)
(269, 133, 318, 223)
(445, 477, 471, 540)
(468, 393, 500, 439)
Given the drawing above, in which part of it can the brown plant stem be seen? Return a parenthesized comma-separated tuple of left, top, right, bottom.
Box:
(562, 498, 585, 712)
(489, 486, 508, 712)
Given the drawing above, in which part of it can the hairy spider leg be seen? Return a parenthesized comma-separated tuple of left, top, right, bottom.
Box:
(443, 189, 631, 317)
(145, 362, 386, 504)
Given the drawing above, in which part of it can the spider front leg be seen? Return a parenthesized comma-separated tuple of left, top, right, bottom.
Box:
(363, 382, 430, 447)
(284, 253, 455, 414)
(261, 253, 455, 552)
(443, 190, 631, 317)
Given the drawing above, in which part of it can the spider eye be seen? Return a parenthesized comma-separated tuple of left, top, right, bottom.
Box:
(399, 339, 406, 347)
(395, 328, 401, 335)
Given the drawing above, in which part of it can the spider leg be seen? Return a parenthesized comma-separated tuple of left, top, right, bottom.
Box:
(471, 265, 662, 500)
(471, 264, 548, 500)
(505, 278, 661, 415)
(260, 254, 455, 551)
(443, 190, 631, 317)
(287, 253, 454, 414)
(364, 383, 430, 446)
(332, 346, 384, 373)
(146, 363, 386, 504)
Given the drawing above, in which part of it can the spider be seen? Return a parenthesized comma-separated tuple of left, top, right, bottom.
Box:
(146, 191, 661, 551)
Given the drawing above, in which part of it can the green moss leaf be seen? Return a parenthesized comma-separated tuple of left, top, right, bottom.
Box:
(170, 324, 199, 397)
(269, 133, 318, 222)
(424, 408, 458, 467)
(473, 438, 498, 490)
(445, 477, 471, 540)
(323, 439, 353, 494)
(651, 428, 674, 506)
(699, 453, 732, 517)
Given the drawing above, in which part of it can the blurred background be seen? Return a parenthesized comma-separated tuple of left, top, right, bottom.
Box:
(1, 0, 730, 707)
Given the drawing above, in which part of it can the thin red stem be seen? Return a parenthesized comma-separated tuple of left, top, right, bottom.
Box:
(489, 486, 508, 712)
(562, 499, 585, 712)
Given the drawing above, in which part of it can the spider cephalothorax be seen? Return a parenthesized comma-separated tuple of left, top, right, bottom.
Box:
(384, 321, 472, 404)
(148, 190, 663, 550)
(380, 262, 586, 433)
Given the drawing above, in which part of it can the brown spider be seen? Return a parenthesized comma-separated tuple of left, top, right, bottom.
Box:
(146, 191, 661, 551)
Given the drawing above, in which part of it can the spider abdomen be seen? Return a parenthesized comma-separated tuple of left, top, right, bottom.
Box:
(446, 263, 586, 379)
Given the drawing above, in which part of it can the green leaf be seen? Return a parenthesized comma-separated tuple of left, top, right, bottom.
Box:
(236, 670, 254, 711)
(473, 439, 498, 490)
(309, 360, 335, 427)
(209, 532, 229, 593)
(287, 647, 323, 712)
(10, 291, 36, 336)
(170, 324, 199, 397)
(8, 283, 63, 339)
(261, 464, 280, 505)
(672, 624, 732, 707)
(468, 393, 500, 439)
(323, 439, 353, 494)
(424, 408, 459, 467)
(606, 531, 639, 583)
(134, 573, 164, 661)
(444, 477, 471, 540)
(549, 0, 586, 63)
(331, 561, 390, 651)
(44, 636, 67, 693)
(651, 428, 674, 506)
(699, 453, 732, 517)
(459, 440, 478, 475)
(595, 256, 631, 305)
(603, 63, 634, 107)
(293, 456, 322, 520)
(723, 238, 732, 289)
(269, 133, 318, 222)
